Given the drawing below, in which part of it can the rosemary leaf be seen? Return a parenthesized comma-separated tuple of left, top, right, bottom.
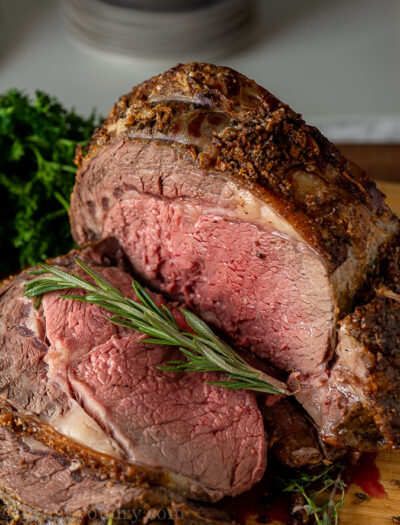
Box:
(23, 257, 289, 396)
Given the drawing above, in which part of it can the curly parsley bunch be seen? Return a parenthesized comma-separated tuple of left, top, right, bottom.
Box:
(0, 89, 99, 276)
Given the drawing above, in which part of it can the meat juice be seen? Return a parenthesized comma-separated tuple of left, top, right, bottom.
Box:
(220, 453, 386, 524)
(346, 453, 387, 499)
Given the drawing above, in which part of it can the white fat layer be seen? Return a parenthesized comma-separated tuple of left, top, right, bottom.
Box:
(168, 183, 306, 242)
(22, 435, 51, 452)
(19, 295, 43, 334)
(232, 185, 304, 242)
(47, 400, 123, 459)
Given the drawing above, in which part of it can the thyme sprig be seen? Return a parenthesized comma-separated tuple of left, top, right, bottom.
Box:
(23, 257, 288, 395)
(281, 463, 347, 525)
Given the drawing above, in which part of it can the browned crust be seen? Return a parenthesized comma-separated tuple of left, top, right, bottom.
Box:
(379, 233, 400, 294)
(339, 294, 400, 449)
(334, 403, 388, 451)
(0, 402, 167, 488)
(75, 62, 398, 277)
(331, 235, 400, 450)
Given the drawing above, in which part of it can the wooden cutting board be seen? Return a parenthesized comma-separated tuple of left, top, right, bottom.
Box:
(247, 177, 400, 525)
(339, 180, 400, 525)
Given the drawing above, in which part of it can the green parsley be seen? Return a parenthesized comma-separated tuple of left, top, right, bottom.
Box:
(0, 89, 99, 277)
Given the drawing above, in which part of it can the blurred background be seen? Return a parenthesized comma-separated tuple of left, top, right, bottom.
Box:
(0, 0, 399, 180)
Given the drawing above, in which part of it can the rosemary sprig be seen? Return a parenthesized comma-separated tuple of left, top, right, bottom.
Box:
(23, 257, 288, 395)
(281, 463, 346, 525)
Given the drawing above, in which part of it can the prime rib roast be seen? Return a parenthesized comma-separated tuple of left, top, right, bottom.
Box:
(70, 63, 400, 451)
(0, 63, 399, 523)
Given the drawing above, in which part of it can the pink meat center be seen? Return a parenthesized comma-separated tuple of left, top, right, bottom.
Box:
(42, 264, 266, 499)
(103, 197, 334, 373)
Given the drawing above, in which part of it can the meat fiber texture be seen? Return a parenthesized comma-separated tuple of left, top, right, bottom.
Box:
(0, 241, 267, 523)
(0, 425, 236, 525)
(70, 62, 400, 452)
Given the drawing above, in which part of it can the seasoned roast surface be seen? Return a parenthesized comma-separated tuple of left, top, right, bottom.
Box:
(71, 63, 398, 314)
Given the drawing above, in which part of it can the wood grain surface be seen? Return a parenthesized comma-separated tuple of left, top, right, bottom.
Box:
(339, 178, 400, 525)
(378, 181, 400, 214)
(339, 144, 400, 184)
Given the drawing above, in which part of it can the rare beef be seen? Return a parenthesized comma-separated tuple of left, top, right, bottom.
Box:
(69, 63, 400, 451)
(0, 240, 267, 518)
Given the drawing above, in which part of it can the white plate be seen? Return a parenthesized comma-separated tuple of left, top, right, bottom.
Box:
(61, 0, 256, 59)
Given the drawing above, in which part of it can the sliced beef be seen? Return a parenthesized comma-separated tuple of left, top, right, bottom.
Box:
(0, 424, 156, 523)
(0, 241, 266, 507)
(68, 335, 265, 497)
(69, 63, 400, 452)
(0, 425, 232, 524)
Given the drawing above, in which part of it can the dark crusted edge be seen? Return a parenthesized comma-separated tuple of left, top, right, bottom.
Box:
(75, 62, 398, 280)
(332, 234, 400, 449)
(342, 295, 400, 448)
(0, 405, 236, 525)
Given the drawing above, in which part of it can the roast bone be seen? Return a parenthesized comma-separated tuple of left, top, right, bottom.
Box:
(292, 235, 400, 450)
(70, 62, 400, 450)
